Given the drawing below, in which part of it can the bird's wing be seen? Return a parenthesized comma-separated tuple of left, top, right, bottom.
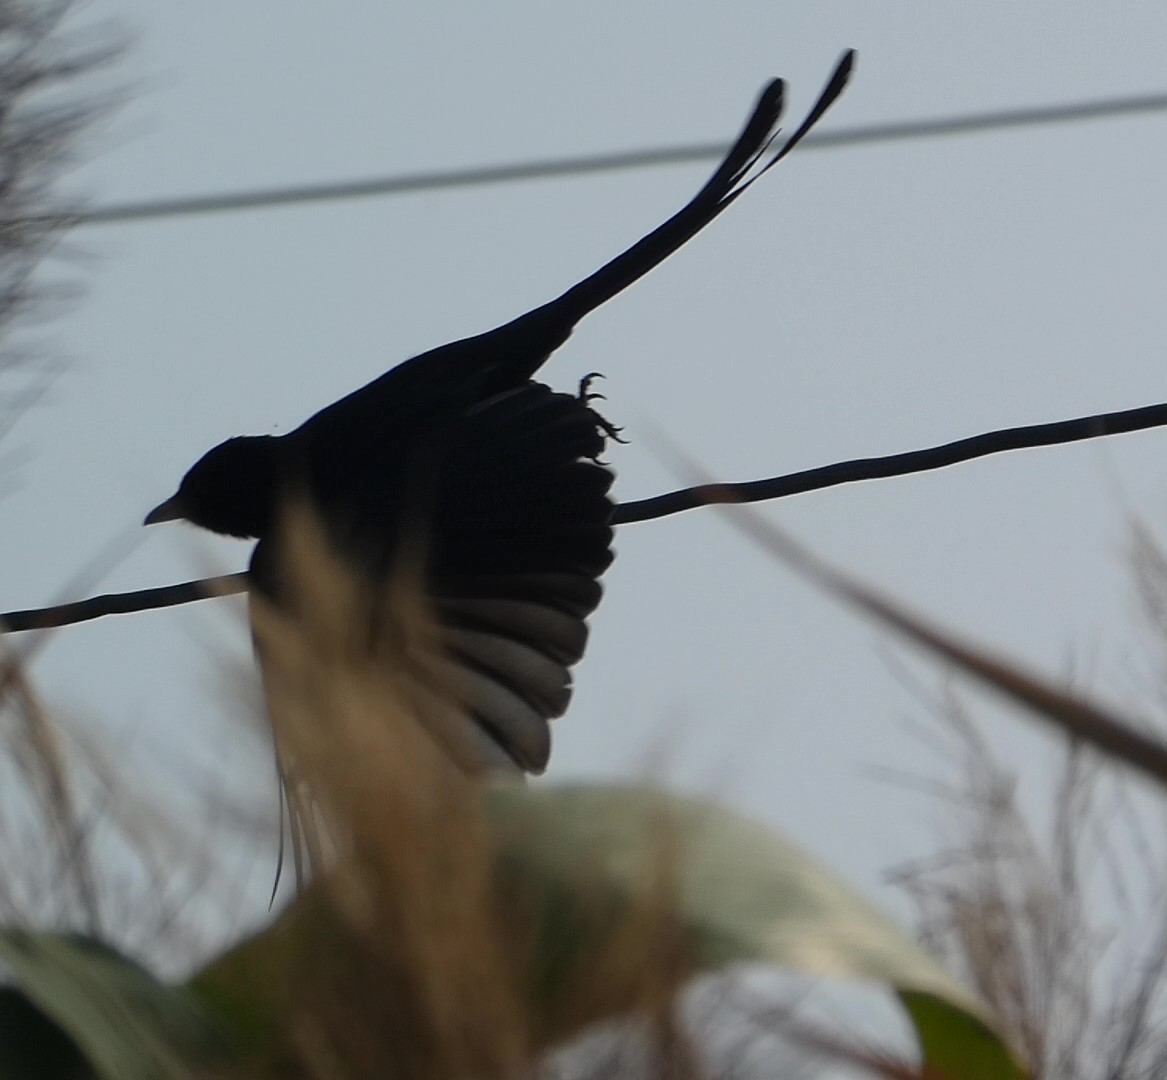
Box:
(423, 382, 614, 772)
(254, 382, 614, 775)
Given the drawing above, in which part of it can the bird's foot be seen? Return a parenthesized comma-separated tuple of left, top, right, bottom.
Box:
(578, 372, 629, 445)
(578, 371, 607, 404)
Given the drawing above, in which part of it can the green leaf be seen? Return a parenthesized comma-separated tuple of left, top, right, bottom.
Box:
(190, 783, 1027, 1079)
(485, 783, 1027, 1079)
(0, 986, 94, 1079)
(0, 930, 231, 1080)
(190, 884, 329, 1062)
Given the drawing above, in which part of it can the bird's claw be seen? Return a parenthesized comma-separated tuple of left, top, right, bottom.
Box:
(597, 416, 629, 446)
(576, 371, 628, 448)
(578, 371, 607, 404)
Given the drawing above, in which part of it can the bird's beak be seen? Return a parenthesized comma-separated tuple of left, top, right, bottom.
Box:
(144, 495, 185, 526)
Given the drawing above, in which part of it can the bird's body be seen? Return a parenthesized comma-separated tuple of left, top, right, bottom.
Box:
(146, 53, 854, 773)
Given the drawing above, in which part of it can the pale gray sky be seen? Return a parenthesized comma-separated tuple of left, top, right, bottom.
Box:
(4, 2, 1167, 1000)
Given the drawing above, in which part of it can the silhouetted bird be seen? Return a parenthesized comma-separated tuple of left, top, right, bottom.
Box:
(145, 53, 854, 774)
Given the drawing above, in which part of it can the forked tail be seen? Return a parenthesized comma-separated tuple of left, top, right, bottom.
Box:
(503, 50, 856, 361)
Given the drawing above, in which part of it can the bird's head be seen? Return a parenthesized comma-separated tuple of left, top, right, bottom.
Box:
(145, 435, 282, 539)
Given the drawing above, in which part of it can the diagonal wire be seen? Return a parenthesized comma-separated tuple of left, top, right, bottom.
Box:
(5, 396, 1167, 633)
(38, 89, 1167, 228)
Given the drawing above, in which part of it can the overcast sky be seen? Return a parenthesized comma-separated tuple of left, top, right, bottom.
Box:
(4, 3, 1167, 1012)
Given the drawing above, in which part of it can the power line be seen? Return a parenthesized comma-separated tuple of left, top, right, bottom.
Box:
(52, 88, 1167, 228)
(6, 394, 1167, 633)
(613, 400, 1167, 525)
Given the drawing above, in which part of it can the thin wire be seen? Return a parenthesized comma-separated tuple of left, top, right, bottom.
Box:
(6, 396, 1167, 634)
(46, 89, 1167, 228)
(613, 400, 1167, 525)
